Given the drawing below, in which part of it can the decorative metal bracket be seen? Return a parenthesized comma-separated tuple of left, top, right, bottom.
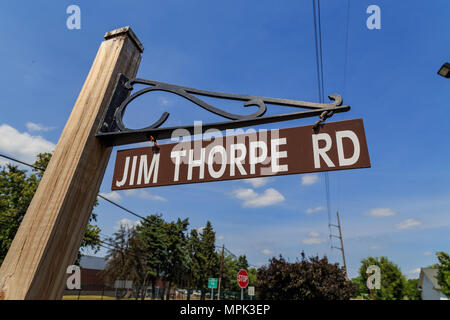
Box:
(96, 74, 350, 146)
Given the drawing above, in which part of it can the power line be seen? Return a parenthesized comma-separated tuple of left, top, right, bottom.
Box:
(0, 153, 43, 171)
(0, 153, 147, 222)
(312, 0, 333, 250)
(337, 0, 351, 214)
(98, 194, 146, 221)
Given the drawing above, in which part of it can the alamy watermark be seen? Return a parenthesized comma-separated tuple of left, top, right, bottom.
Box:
(66, 265, 81, 290)
(366, 5, 381, 30)
(66, 5, 81, 30)
(366, 265, 381, 290)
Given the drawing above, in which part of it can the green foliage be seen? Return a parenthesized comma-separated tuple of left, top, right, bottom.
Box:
(358, 256, 407, 300)
(0, 153, 101, 266)
(436, 251, 450, 296)
(350, 276, 369, 299)
(405, 279, 421, 300)
(103, 224, 138, 283)
(257, 253, 356, 300)
(248, 267, 257, 288)
(162, 218, 190, 299)
(104, 214, 193, 299)
(237, 255, 249, 271)
(220, 253, 239, 291)
(0, 164, 38, 265)
(187, 221, 219, 299)
(201, 221, 219, 279)
(135, 214, 168, 297)
(188, 228, 207, 296)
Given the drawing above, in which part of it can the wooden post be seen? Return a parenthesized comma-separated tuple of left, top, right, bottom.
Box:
(0, 26, 143, 300)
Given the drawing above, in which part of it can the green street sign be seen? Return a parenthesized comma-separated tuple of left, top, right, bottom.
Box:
(208, 278, 218, 289)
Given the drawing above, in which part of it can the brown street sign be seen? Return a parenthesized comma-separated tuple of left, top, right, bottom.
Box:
(111, 118, 370, 190)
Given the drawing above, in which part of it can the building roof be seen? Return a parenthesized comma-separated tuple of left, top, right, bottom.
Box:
(419, 268, 441, 290)
(79, 255, 108, 270)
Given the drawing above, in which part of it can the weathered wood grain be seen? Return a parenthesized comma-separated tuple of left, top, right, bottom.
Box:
(0, 26, 143, 300)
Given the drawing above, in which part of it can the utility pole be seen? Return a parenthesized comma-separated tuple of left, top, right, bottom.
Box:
(217, 244, 225, 300)
(330, 211, 348, 279)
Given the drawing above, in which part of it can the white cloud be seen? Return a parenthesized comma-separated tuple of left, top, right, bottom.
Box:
(370, 245, 385, 251)
(424, 251, 433, 256)
(114, 218, 141, 230)
(195, 227, 205, 233)
(232, 187, 285, 208)
(306, 206, 325, 215)
(301, 174, 319, 186)
(302, 232, 325, 245)
(159, 97, 171, 106)
(261, 249, 272, 255)
(302, 237, 325, 245)
(124, 189, 167, 202)
(217, 235, 224, 241)
(26, 122, 55, 132)
(365, 208, 396, 217)
(244, 177, 269, 188)
(99, 191, 122, 202)
(0, 124, 55, 164)
(406, 268, 421, 275)
(396, 218, 422, 230)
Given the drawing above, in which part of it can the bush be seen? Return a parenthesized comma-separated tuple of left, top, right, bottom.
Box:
(257, 253, 357, 300)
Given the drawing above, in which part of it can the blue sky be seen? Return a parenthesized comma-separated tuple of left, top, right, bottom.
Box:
(0, 0, 449, 279)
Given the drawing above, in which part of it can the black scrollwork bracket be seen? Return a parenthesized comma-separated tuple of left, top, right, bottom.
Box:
(96, 74, 350, 147)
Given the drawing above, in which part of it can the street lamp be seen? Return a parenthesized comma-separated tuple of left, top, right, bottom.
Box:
(437, 62, 450, 78)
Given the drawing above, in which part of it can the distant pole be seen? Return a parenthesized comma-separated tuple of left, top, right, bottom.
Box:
(336, 211, 348, 278)
(241, 288, 243, 300)
(0, 27, 143, 300)
(330, 211, 348, 279)
(217, 244, 225, 300)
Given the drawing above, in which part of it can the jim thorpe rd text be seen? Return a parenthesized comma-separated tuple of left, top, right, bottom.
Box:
(112, 119, 370, 190)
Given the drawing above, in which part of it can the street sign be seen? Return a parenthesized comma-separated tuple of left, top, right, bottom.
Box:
(112, 119, 370, 190)
(248, 286, 255, 296)
(237, 269, 249, 289)
(114, 280, 133, 289)
(208, 278, 218, 289)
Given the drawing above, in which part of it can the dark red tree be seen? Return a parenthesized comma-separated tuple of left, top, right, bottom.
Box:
(257, 253, 356, 300)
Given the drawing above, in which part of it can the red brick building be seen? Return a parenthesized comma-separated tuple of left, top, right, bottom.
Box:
(79, 255, 108, 291)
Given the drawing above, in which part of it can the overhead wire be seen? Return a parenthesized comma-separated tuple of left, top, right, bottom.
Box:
(312, 0, 333, 250)
(338, 0, 351, 213)
(0, 153, 148, 222)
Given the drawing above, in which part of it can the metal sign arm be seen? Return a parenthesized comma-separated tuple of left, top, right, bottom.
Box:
(96, 74, 350, 146)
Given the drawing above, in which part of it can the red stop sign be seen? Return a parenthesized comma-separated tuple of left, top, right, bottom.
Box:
(237, 269, 249, 288)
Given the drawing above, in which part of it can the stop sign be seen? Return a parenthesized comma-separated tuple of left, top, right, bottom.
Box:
(237, 269, 249, 288)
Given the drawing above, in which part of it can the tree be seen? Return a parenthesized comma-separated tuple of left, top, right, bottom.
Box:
(237, 255, 249, 271)
(350, 276, 368, 299)
(248, 267, 257, 290)
(436, 251, 450, 296)
(161, 218, 189, 300)
(188, 229, 207, 299)
(135, 214, 168, 299)
(200, 221, 219, 299)
(103, 224, 135, 284)
(358, 256, 407, 300)
(102, 224, 147, 299)
(0, 153, 101, 266)
(220, 253, 239, 292)
(257, 253, 356, 300)
(185, 222, 220, 300)
(405, 279, 421, 300)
